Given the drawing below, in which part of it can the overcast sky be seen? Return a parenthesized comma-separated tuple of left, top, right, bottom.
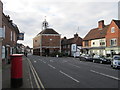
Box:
(2, 0, 119, 48)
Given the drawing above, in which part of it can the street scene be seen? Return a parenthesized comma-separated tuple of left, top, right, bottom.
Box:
(0, 0, 120, 90)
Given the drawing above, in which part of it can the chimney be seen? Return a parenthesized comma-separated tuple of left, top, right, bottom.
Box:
(98, 20, 105, 29)
(74, 33, 78, 38)
(64, 37, 67, 39)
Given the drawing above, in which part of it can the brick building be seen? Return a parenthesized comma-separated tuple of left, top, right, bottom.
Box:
(82, 20, 120, 56)
(61, 33, 82, 57)
(105, 20, 120, 56)
(2, 13, 20, 64)
(83, 20, 108, 55)
(33, 19, 61, 56)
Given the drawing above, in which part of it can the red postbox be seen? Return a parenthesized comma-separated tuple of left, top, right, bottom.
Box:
(10, 54, 23, 88)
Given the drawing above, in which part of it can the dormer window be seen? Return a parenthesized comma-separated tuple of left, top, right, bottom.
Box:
(111, 27, 115, 33)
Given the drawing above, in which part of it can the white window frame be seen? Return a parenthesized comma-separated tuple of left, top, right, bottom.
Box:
(111, 27, 115, 33)
(110, 38, 117, 46)
(2, 46, 5, 59)
(11, 31, 13, 41)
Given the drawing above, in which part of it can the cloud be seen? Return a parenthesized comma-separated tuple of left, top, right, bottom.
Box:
(2, 0, 118, 48)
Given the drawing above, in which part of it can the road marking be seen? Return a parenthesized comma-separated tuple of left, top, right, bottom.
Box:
(69, 63, 81, 68)
(31, 64, 45, 90)
(90, 70, 120, 81)
(59, 70, 79, 83)
(27, 58, 45, 89)
(50, 60, 54, 62)
(43, 61, 46, 64)
(34, 61, 37, 63)
(62, 61, 68, 63)
(28, 61, 40, 88)
(27, 60, 33, 88)
(48, 64, 56, 69)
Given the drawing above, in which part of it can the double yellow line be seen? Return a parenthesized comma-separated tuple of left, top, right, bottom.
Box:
(27, 58, 45, 90)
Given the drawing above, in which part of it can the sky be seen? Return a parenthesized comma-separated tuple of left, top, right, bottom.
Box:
(2, 0, 119, 48)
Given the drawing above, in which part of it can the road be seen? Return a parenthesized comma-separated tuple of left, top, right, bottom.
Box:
(27, 55, 120, 89)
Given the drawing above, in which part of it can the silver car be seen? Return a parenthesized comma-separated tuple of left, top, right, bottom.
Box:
(111, 55, 120, 69)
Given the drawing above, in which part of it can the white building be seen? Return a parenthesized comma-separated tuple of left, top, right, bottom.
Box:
(90, 38, 106, 55)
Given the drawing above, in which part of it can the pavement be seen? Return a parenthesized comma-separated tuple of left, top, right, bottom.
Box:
(2, 56, 33, 90)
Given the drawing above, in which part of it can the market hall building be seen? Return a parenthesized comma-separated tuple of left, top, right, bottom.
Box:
(33, 19, 61, 56)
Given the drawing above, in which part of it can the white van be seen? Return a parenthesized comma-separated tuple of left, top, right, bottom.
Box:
(111, 55, 120, 69)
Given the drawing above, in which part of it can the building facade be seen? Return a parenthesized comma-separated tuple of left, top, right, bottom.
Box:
(61, 33, 82, 57)
(33, 19, 61, 56)
(0, 0, 3, 62)
(105, 20, 120, 56)
(2, 13, 20, 64)
(83, 20, 120, 57)
(83, 20, 108, 55)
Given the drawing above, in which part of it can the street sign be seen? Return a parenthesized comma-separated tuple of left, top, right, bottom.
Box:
(18, 33, 24, 40)
(71, 44, 77, 52)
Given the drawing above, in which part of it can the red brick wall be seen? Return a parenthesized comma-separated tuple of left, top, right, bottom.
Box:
(42, 35, 60, 47)
(106, 21, 120, 47)
(33, 35, 41, 48)
(82, 40, 91, 47)
(2, 14, 18, 47)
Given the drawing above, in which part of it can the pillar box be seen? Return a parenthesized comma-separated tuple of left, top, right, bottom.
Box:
(10, 54, 23, 88)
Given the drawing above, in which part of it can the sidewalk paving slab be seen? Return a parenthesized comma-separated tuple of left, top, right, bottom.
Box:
(2, 56, 33, 90)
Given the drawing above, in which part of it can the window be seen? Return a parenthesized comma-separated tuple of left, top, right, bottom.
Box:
(85, 41, 89, 46)
(13, 32, 16, 41)
(68, 45, 70, 48)
(100, 42, 105, 46)
(2, 46, 5, 59)
(110, 38, 117, 46)
(93, 42, 95, 45)
(11, 31, 13, 41)
(111, 27, 115, 33)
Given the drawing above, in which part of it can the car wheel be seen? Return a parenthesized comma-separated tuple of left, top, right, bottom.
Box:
(100, 61, 103, 64)
(111, 64, 113, 67)
(113, 65, 117, 69)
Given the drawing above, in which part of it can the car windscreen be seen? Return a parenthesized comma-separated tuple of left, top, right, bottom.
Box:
(114, 57, 120, 60)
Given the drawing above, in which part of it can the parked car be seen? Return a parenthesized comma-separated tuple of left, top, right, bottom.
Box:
(79, 54, 93, 61)
(92, 55, 111, 64)
(111, 55, 120, 69)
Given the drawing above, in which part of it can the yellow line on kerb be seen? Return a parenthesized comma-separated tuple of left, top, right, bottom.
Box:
(27, 58, 45, 90)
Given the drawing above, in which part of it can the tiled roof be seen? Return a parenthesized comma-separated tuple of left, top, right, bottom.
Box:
(83, 25, 109, 40)
(61, 36, 82, 46)
(37, 28, 59, 35)
(113, 20, 120, 29)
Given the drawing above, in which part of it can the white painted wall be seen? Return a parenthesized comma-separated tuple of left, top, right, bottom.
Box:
(91, 38, 106, 47)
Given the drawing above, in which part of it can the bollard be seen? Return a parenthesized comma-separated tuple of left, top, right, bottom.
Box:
(10, 54, 23, 88)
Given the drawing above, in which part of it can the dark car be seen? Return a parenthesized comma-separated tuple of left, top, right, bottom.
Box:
(79, 54, 93, 61)
(92, 55, 111, 64)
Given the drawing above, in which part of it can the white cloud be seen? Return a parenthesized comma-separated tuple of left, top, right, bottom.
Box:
(2, 0, 118, 48)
